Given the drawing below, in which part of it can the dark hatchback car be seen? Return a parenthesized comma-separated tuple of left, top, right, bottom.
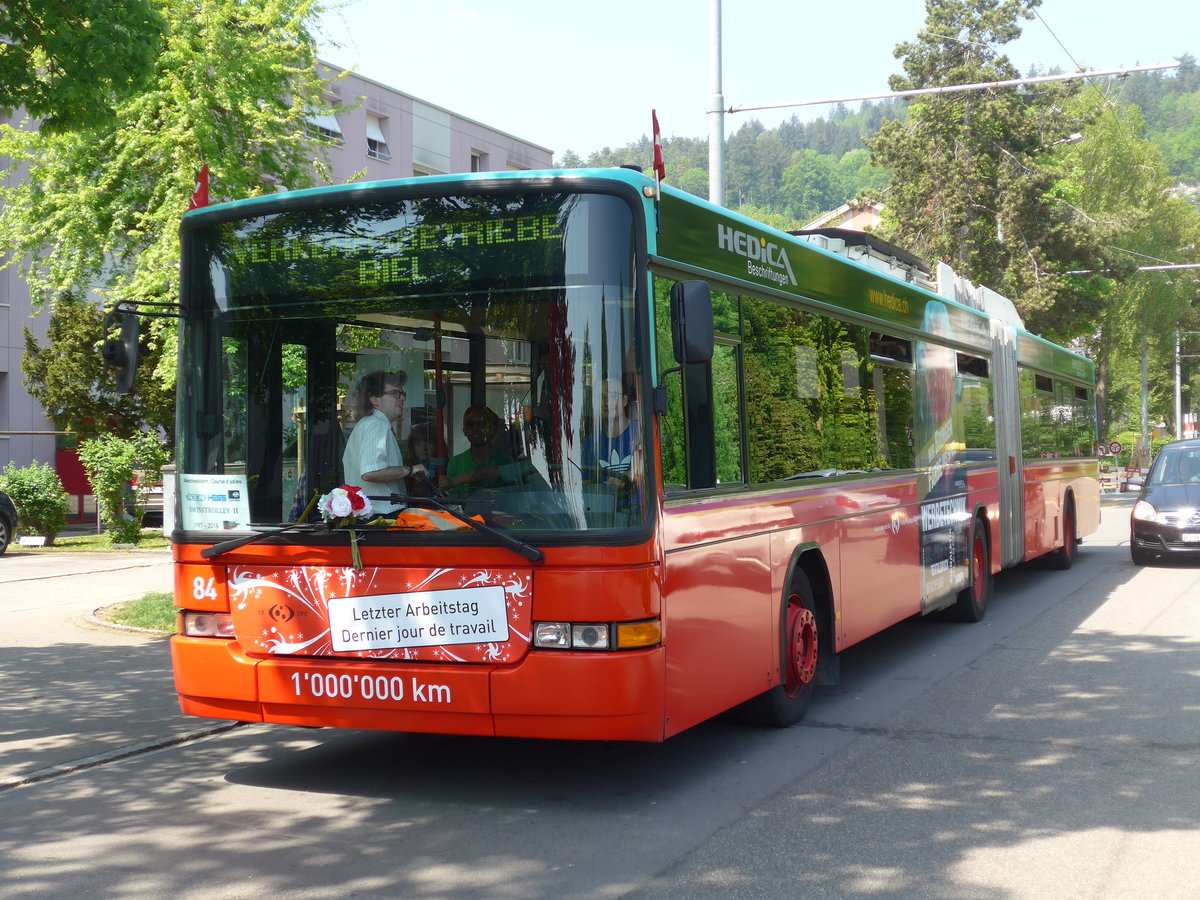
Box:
(1130, 439, 1200, 565)
(0, 490, 16, 555)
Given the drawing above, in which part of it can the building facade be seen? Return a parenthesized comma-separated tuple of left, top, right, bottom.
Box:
(0, 64, 553, 483)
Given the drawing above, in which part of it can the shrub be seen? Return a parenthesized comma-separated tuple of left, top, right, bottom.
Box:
(0, 460, 68, 545)
(78, 432, 169, 545)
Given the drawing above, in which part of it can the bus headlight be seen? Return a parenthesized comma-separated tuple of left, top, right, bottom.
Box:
(532, 619, 660, 650)
(181, 610, 235, 638)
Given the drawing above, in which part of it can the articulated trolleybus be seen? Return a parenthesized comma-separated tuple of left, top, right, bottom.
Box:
(171, 167, 1098, 741)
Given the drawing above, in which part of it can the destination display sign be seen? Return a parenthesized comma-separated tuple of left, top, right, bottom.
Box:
(199, 192, 634, 309)
(228, 211, 567, 290)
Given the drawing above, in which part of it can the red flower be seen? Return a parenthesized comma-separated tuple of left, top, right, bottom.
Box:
(344, 484, 368, 513)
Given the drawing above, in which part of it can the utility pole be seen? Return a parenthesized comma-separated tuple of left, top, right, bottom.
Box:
(708, 0, 724, 207)
(1176, 330, 1182, 439)
(1139, 340, 1150, 469)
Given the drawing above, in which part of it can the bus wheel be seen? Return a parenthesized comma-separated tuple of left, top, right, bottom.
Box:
(740, 574, 820, 727)
(951, 521, 990, 622)
(1048, 499, 1076, 570)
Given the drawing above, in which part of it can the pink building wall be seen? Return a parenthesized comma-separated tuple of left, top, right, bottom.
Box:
(0, 66, 553, 476)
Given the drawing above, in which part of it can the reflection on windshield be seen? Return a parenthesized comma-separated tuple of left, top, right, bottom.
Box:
(179, 191, 646, 535)
(1149, 447, 1200, 485)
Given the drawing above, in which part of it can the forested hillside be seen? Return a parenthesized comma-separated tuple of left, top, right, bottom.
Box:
(558, 55, 1200, 228)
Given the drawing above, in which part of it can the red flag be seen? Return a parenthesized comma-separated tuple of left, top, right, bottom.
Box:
(189, 165, 209, 210)
(651, 110, 665, 184)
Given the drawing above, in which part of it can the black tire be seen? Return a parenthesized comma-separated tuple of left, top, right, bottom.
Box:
(0, 517, 10, 556)
(1047, 498, 1077, 570)
(740, 572, 821, 727)
(950, 519, 990, 622)
(1130, 542, 1154, 566)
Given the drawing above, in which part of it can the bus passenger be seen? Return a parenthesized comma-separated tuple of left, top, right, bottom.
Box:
(440, 405, 515, 496)
(585, 377, 642, 486)
(404, 424, 441, 498)
(342, 371, 428, 512)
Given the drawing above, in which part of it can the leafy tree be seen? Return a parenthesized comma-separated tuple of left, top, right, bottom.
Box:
(0, 0, 335, 384)
(677, 167, 708, 198)
(554, 149, 585, 168)
(78, 432, 169, 544)
(1055, 91, 1200, 435)
(22, 294, 176, 438)
(0, 461, 68, 544)
(865, 0, 1109, 336)
(0, 0, 165, 132)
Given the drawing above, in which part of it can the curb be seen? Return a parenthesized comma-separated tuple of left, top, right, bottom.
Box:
(88, 601, 173, 637)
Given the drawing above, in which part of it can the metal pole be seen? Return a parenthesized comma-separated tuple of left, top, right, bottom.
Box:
(1140, 340, 1149, 467)
(1176, 329, 1183, 438)
(708, 0, 724, 207)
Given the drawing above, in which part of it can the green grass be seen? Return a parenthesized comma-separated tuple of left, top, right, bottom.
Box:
(14, 529, 170, 552)
(108, 592, 176, 632)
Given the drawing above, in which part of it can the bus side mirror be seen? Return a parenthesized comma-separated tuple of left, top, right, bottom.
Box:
(102, 312, 140, 394)
(669, 281, 713, 366)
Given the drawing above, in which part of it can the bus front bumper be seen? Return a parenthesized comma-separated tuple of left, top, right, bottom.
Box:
(170, 636, 667, 742)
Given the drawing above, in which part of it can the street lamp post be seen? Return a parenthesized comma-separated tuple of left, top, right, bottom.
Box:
(708, 0, 724, 207)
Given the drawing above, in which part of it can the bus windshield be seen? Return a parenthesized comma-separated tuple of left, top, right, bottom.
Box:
(177, 189, 646, 536)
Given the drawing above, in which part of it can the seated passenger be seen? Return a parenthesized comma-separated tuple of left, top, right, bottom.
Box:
(583, 377, 642, 486)
(404, 424, 441, 498)
(440, 406, 516, 497)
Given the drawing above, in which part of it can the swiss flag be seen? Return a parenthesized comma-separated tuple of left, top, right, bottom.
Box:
(189, 165, 209, 210)
(652, 110, 665, 184)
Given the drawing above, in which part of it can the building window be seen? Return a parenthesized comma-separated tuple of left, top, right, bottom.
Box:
(305, 108, 343, 145)
(471, 151, 487, 172)
(366, 114, 391, 161)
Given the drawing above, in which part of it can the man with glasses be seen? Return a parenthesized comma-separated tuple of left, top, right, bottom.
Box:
(343, 370, 428, 513)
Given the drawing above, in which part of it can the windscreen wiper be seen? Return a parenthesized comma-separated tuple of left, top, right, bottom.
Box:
(374, 493, 546, 566)
(201, 521, 321, 559)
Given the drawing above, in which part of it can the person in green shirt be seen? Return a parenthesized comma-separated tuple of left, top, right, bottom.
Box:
(440, 405, 515, 497)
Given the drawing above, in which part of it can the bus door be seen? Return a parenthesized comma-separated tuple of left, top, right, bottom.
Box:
(991, 321, 1025, 567)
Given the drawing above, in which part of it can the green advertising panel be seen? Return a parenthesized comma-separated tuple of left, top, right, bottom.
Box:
(655, 191, 991, 351)
(1016, 330, 1095, 383)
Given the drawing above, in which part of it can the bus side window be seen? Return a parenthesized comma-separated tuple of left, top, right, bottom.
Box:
(655, 277, 744, 491)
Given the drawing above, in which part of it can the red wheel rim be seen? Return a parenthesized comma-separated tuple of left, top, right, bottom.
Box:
(785, 598, 819, 697)
(971, 536, 986, 603)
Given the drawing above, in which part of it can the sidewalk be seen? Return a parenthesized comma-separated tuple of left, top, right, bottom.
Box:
(1, 538, 170, 582)
(0, 541, 180, 789)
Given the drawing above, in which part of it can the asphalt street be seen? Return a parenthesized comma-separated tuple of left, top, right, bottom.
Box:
(2, 495, 1199, 898)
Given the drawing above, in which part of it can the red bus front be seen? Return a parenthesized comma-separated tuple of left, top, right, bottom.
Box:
(171, 176, 673, 740)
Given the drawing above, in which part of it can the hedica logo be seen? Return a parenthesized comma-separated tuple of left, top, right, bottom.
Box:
(716, 224, 797, 287)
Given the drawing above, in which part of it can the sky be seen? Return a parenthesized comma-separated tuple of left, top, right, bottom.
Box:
(316, 1, 1200, 159)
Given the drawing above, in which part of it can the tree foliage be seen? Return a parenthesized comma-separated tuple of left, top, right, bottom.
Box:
(0, 461, 68, 544)
(558, 101, 901, 227)
(78, 432, 169, 544)
(1055, 90, 1200, 434)
(0, 0, 333, 312)
(22, 294, 175, 437)
(865, 0, 1116, 337)
(0, 0, 165, 132)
